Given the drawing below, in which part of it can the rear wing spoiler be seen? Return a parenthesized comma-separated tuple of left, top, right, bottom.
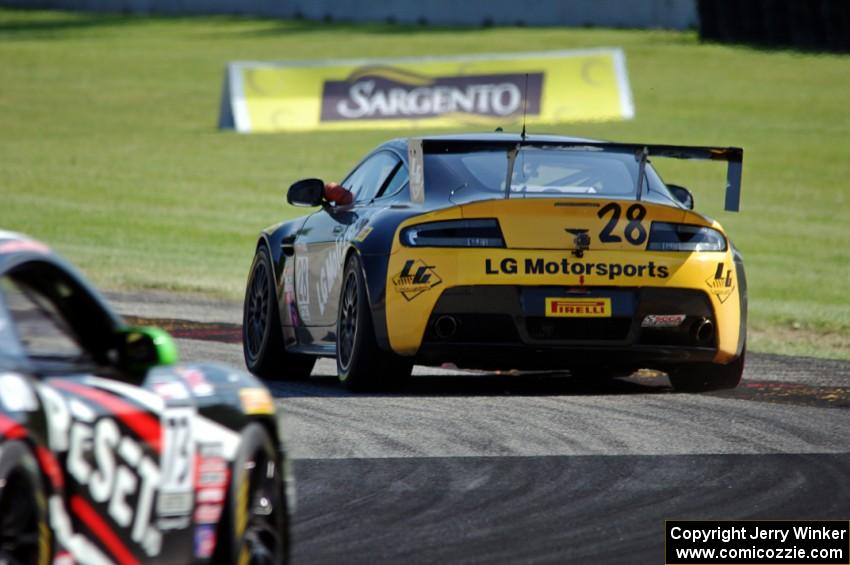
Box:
(410, 139, 744, 212)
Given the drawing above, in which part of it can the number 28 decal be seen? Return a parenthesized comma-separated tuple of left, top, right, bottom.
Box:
(597, 203, 647, 246)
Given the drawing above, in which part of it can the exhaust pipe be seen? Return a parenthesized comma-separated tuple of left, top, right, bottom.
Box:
(434, 315, 458, 339)
(692, 317, 714, 345)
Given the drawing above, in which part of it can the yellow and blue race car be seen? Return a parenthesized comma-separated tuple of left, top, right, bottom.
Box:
(243, 133, 746, 392)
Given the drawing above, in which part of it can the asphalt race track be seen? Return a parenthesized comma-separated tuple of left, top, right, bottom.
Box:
(110, 292, 850, 564)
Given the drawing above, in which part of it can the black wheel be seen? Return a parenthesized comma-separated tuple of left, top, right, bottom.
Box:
(336, 254, 413, 390)
(668, 347, 745, 392)
(0, 441, 51, 565)
(213, 424, 289, 565)
(243, 249, 315, 380)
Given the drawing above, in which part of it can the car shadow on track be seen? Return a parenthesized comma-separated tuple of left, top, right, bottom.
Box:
(265, 368, 674, 398)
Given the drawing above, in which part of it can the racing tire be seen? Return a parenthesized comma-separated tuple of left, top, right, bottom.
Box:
(213, 424, 289, 565)
(336, 254, 413, 391)
(668, 347, 746, 392)
(0, 441, 52, 565)
(243, 249, 315, 381)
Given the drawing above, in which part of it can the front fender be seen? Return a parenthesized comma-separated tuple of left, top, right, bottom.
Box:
(260, 217, 310, 288)
(152, 364, 281, 444)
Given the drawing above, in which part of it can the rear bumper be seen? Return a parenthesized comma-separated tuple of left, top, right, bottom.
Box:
(384, 248, 744, 364)
(414, 286, 719, 370)
(417, 343, 717, 370)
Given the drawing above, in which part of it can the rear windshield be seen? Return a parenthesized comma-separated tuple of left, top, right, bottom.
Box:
(424, 147, 679, 206)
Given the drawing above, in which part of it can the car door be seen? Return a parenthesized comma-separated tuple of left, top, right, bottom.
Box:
(293, 151, 401, 337)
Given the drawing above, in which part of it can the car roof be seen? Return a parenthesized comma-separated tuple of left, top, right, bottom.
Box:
(420, 132, 600, 143)
(0, 230, 36, 245)
(379, 132, 602, 154)
(0, 230, 55, 273)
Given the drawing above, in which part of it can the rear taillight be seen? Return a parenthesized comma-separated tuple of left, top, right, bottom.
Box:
(647, 222, 726, 252)
(400, 219, 505, 248)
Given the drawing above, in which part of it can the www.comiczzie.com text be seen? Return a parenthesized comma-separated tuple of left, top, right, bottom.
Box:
(665, 520, 850, 564)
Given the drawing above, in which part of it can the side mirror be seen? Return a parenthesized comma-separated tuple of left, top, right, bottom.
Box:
(287, 178, 325, 207)
(116, 326, 178, 375)
(667, 184, 695, 210)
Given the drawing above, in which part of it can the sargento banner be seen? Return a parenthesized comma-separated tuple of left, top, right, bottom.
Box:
(218, 49, 634, 133)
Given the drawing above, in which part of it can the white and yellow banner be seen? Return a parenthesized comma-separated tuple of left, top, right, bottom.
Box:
(218, 49, 634, 133)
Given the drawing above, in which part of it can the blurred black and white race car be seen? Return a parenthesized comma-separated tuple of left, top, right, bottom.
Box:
(0, 231, 291, 564)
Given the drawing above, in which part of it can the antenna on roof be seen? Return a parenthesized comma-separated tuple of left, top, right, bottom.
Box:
(520, 73, 529, 142)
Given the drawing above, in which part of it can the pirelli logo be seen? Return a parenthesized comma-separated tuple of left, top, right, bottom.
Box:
(545, 297, 612, 318)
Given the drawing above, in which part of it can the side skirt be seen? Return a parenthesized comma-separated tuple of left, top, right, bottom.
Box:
(286, 343, 337, 358)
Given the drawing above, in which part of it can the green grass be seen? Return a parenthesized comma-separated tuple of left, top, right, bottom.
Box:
(1, 9, 849, 359)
